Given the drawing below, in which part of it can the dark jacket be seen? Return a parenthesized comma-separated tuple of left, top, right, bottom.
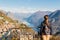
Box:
(39, 20, 52, 35)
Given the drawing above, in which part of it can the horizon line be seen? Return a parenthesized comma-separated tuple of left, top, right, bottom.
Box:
(0, 7, 59, 13)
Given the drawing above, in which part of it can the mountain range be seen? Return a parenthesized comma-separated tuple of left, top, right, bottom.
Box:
(26, 11, 51, 26)
(49, 10, 60, 35)
(26, 10, 60, 35)
(1, 10, 60, 35)
(6, 12, 33, 22)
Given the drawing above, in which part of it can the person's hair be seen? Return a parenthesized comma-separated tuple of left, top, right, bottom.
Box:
(44, 15, 48, 19)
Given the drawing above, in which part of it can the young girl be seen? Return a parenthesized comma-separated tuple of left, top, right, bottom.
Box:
(41, 15, 52, 40)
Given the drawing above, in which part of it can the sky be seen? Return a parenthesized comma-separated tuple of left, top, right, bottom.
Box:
(0, 0, 60, 13)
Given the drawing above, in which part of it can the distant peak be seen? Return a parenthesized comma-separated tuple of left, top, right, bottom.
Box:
(55, 10, 60, 12)
(57, 10, 60, 11)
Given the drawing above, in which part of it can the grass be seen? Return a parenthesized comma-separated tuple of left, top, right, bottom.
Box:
(50, 36, 60, 40)
(33, 35, 60, 40)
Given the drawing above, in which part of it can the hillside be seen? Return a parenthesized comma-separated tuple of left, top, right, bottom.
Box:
(0, 11, 36, 40)
(49, 10, 60, 35)
(0, 11, 15, 24)
(6, 12, 33, 22)
(26, 11, 51, 26)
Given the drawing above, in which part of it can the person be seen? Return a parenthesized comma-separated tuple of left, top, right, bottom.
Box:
(40, 15, 52, 40)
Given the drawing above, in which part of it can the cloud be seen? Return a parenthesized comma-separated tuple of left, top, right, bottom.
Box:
(0, 7, 39, 13)
(0, 7, 56, 13)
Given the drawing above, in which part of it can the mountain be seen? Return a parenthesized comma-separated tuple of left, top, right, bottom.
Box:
(26, 10, 60, 35)
(0, 11, 36, 40)
(1, 9, 60, 35)
(0, 11, 15, 23)
(49, 10, 60, 35)
(6, 11, 51, 27)
(6, 12, 33, 22)
(26, 11, 51, 27)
